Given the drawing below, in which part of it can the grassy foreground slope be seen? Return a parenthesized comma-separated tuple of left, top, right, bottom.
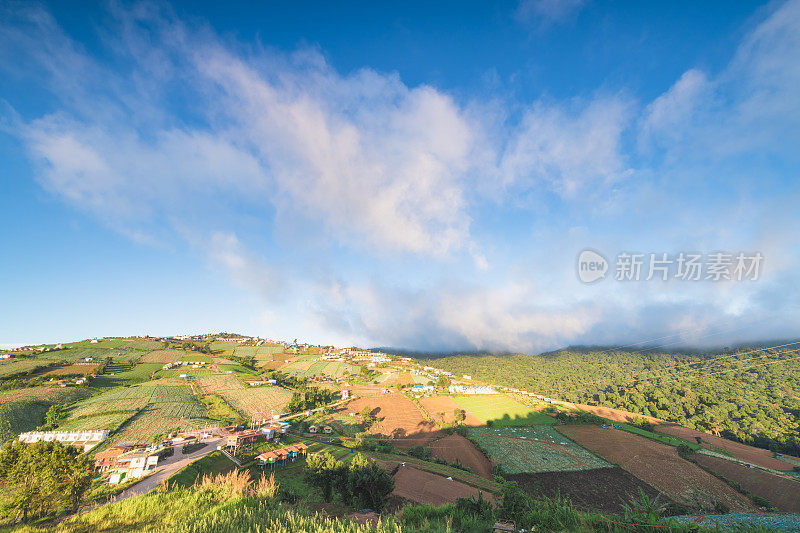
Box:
(418, 346, 800, 455)
(8, 470, 752, 533)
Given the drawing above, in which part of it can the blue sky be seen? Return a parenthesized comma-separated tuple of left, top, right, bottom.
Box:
(1, 0, 799, 352)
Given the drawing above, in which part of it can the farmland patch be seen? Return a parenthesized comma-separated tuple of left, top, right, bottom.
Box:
(42, 363, 99, 376)
(466, 426, 610, 474)
(419, 396, 483, 426)
(429, 434, 492, 478)
(557, 425, 756, 512)
(344, 394, 435, 447)
(390, 465, 494, 507)
(694, 453, 800, 512)
(656, 425, 799, 471)
(507, 467, 668, 515)
(453, 395, 556, 426)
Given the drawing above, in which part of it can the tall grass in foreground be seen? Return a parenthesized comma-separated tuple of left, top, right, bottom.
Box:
(7, 473, 778, 533)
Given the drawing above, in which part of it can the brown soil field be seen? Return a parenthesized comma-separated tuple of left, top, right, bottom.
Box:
(419, 395, 483, 426)
(379, 373, 415, 387)
(655, 425, 799, 471)
(391, 465, 494, 506)
(43, 363, 99, 376)
(567, 402, 663, 424)
(694, 453, 800, 512)
(347, 385, 386, 397)
(343, 393, 436, 448)
(429, 434, 493, 479)
(507, 467, 669, 515)
(557, 425, 756, 512)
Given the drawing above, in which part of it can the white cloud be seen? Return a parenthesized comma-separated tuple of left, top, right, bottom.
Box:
(501, 98, 632, 196)
(639, 0, 800, 160)
(3, 1, 800, 353)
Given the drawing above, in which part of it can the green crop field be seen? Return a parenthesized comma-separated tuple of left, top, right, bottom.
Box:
(0, 358, 54, 377)
(195, 374, 245, 393)
(140, 349, 185, 363)
(219, 387, 293, 418)
(234, 346, 283, 358)
(276, 359, 358, 379)
(67, 384, 197, 419)
(194, 375, 292, 417)
(57, 412, 135, 431)
(103, 401, 213, 446)
(119, 339, 164, 351)
(466, 426, 611, 474)
(210, 342, 237, 353)
(453, 394, 556, 425)
(303, 412, 361, 437)
(0, 386, 95, 442)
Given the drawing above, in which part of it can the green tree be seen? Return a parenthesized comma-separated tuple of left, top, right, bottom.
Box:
(346, 453, 394, 511)
(0, 440, 97, 522)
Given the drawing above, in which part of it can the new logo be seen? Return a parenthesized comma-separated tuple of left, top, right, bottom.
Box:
(577, 249, 608, 283)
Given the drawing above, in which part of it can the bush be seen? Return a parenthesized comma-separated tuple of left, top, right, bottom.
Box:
(408, 446, 431, 461)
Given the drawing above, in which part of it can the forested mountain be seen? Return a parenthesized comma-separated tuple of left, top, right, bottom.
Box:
(418, 345, 800, 455)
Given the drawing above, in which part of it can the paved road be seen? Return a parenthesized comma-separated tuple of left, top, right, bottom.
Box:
(112, 437, 225, 502)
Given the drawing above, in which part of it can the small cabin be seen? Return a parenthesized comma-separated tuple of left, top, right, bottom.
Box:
(308, 425, 318, 433)
(323, 426, 333, 434)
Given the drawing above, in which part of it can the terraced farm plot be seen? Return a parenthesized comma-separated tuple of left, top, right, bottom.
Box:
(557, 425, 756, 512)
(119, 339, 164, 351)
(694, 453, 800, 512)
(507, 467, 667, 514)
(234, 345, 283, 359)
(0, 385, 91, 404)
(453, 394, 556, 426)
(210, 343, 237, 354)
(105, 401, 212, 446)
(419, 396, 483, 426)
(195, 374, 246, 393)
(140, 350, 185, 363)
(324, 361, 360, 377)
(68, 384, 197, 419)
(43, 363, 99, 376)
(221, 387, 293, 418)
(195, 375, 292, 417)
(0, 358, 53, 377)
(57, 412, 135, 431)
(48, 347, 142, 363)
(304, 412, 362, 437)
(344, 394, 435, 448)
(391, 465, 493, 507)
(656, 425, 799, 471)
(277, 360, 360, 379)
(466, 425, 611, 474)
(429, 434, 493, 478)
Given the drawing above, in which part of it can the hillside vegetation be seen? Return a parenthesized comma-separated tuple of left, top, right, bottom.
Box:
(10, 469, 742, 533)
(419, 346, 800, 455)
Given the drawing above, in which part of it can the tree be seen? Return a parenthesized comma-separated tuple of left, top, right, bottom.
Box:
(0, 441, 97, 522)
(360, 406, 375, 427)
(304, 452, 343, 502)
(454, 408, 466, 423)
(346, 453, 394, 511)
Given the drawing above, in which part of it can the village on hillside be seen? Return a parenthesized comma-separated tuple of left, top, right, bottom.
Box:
(2, 334, 800, 529)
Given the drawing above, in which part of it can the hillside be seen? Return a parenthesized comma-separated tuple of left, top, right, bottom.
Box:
(3, 336, 800, 532)
(417, 346, 800, 456)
